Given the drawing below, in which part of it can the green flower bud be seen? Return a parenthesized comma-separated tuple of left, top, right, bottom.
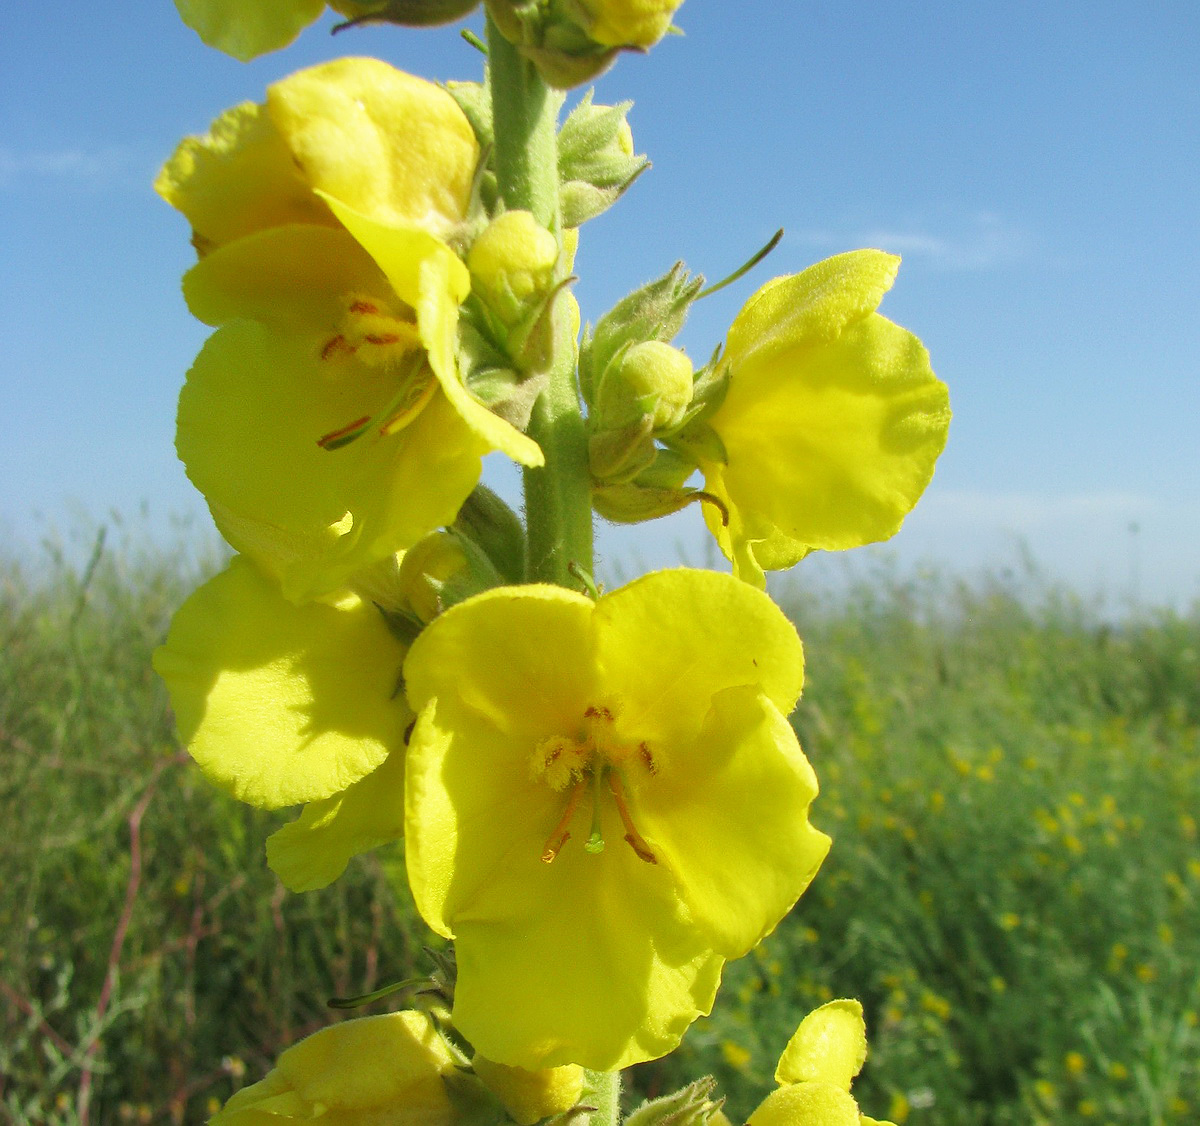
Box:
(468, 210, 560, 326)
(558, 93, 648, 228)
(472, 1056, 585, 1126)
(396, 529, 503, 624)
(596, 340, 694, 432)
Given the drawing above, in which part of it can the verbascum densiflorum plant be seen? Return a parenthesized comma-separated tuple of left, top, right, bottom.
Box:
(158, 57, 545, 601)
(403, 568, 830, 1069)
(174, 0, 483, 61)
(158, 1, 950, 1122)
(746, 1000, 896, 1126)
(588, 251, 951, 588)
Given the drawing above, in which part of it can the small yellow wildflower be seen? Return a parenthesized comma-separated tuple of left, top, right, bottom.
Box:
(721, 1041, 752, 1072)
(1064, 1051, 1086, 1077)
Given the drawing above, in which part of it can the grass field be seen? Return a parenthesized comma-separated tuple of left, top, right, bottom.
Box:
(2, 525, 1197, 1124)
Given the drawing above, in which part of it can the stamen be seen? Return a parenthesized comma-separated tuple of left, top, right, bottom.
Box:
(347, 300, 380, 315)
(608, 771, 657, 864)
(320, 334, 356, 361)
(638, 742, 658, 775)
(584, 704, 613, 722)
(584, 769, 606, 854)
(541, 779, 586, 864)
(317, 415, 371, 449)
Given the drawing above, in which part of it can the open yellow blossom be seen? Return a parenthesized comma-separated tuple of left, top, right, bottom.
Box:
(209, 1010, 457, 1123)
(403, 568, 830, 1070)
(698, 250, 950, 587)
(158, 59, 542, 600)
(153, 556, 410, 889)
(748, 1000, 896, 1126)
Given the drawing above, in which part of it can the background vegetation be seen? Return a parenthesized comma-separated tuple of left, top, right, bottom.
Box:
(2, 524, 1197, 1124)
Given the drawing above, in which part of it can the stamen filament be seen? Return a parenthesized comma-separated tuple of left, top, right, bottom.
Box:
(541, 779, 586, 863)
(608, 771, 657, 864)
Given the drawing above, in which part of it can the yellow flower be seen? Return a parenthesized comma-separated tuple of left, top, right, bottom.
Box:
(158, 59, 542, 601)
(747, 1000, 897, 1126)
(209, 1010, 457, 1123)
(696, 250, 950, 586)
(172, 0, 481, 61)
(153, 556, 410, 890)
(403, 569, 830, 1069)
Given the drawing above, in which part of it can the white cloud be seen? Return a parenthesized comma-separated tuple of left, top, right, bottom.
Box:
(795, 211, 1030, 271)
(0, 144, 130, 187)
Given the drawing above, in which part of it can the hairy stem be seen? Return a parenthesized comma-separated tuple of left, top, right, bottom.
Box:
(487, 16, 594, 588)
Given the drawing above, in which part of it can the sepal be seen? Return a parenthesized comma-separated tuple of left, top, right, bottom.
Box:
(578, 261, 703, 407)
(558, 92, 648, 227)
(625, 1078, 727, 1126)
(452, 484, 527, 584)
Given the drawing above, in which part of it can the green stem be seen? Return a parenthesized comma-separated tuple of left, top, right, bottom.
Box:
(583, 1068, 621, 1126)
(486, 16, 594, 588)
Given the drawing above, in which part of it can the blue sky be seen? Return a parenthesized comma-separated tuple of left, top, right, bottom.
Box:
(2, 2, 1198, 607)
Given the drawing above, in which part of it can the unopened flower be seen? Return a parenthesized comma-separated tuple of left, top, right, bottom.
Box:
(209, 1010, 458, 1123)
(693, 250, 950, 587)
(153, 556, 410, 889)
(403, 569, 830, 1069)
(747, 1000, 896, 1126)
(158, 59, 542, 600)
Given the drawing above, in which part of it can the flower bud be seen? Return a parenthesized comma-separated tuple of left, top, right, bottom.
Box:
(468, 210, 560, 326)
(396, 529, 503, 624)
(472, 1056, 584, 1126)
(596, 340, 694, 432)
(575, 0, 683, 49)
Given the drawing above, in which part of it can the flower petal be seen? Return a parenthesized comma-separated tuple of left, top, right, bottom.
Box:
(403, 584, 597, 740)
(266, 744, 408, 892)
(710, 314, 950, 554)
(775, 999, 868, 1090)
(153, 557, 408, 808)
(747, 1082, 861, 1126)
(172, 0, 326, 61)
(633, 686, 829, 955)
(177, 319, 486, 600)
(726, 250, 900, 371)
(181, 224, 383, 329)
(594, 569, 805, 747)
(155, 99, 335, 252)
(266, 57, 478, 236)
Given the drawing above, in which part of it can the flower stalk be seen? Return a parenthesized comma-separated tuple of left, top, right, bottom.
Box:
(487, 15, 594, 587)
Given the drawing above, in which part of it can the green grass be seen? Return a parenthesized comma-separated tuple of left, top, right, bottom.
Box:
(2, 530, 1197, 1124)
